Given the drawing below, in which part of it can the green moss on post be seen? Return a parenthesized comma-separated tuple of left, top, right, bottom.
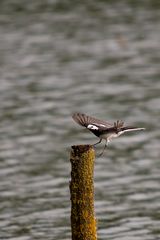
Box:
(70, 145, 97, 240)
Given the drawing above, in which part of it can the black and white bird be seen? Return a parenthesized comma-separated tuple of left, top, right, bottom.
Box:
(72, 112, 145, 155)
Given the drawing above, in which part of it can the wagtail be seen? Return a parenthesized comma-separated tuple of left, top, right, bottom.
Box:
(72, 112, 145, 156)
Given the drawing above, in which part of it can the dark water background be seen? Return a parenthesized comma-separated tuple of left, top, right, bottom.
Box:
(0, 1, 160, 239)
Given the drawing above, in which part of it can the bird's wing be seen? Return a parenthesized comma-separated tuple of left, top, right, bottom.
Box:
(72, 112, 113, 129)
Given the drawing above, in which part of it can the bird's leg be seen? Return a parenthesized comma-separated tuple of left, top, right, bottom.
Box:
(93, 138, 102, 146)
(98, 140, 108, 157)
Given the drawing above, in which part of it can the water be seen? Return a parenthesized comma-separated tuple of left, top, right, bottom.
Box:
(0, 1, 160, 239)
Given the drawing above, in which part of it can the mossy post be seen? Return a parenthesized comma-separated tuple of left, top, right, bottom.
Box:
(70, 145, 97, 240)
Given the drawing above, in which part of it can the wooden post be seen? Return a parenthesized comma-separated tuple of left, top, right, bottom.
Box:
(70, 145, 97, 240)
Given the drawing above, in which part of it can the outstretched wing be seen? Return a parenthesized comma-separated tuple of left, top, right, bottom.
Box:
(72, 112, 113, 130)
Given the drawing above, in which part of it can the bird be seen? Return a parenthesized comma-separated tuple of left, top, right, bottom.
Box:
(72, 112, 145, 156)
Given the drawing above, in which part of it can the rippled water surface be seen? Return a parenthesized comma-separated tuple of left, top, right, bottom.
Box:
(0, 1, 160, 239)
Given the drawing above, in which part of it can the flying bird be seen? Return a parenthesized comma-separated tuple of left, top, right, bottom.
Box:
(72, 112, 145, 156)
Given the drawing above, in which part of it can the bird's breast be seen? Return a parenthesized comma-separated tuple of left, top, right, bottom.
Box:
(100, 132, 119, 141)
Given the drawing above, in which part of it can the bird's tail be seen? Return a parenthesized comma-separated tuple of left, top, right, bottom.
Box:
(120, 126, 145, 132)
